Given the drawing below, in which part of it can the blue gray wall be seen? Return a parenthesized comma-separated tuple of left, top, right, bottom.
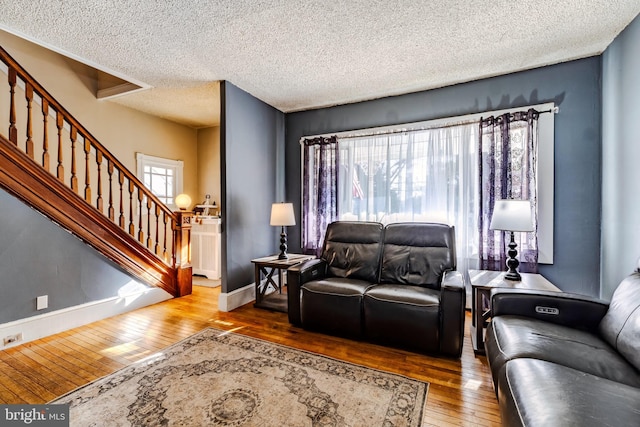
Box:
(0, 188, 150, 323)
(220, 81, 286, 293)
(601, 14, 640, 299)
(7, 17, 636, 311)
(285, 58, 603, 297)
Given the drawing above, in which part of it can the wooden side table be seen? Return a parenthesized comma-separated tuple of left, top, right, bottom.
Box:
(469, 269, 560, 354)
(251, 254, 315, 312)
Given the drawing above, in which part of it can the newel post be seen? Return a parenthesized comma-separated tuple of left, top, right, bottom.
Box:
(173, 210, 193, 296)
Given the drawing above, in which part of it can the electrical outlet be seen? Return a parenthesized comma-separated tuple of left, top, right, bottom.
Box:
(3, 333, 23, 346)
(36, 295, 48, 310)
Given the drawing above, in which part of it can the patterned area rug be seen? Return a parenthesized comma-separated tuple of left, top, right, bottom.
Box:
(51, 328, 428, 426)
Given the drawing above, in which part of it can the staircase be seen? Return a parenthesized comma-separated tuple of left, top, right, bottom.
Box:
(0, 45, 192, 297)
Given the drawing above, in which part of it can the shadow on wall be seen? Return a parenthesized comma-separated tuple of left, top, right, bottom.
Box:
(477, 90, 566, 113)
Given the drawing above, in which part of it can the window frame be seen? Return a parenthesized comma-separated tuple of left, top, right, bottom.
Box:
(300, 102, 555, 264)
(136, 153, 184, 210)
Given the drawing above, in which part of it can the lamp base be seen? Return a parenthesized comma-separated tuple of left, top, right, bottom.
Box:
(504, 231, 522, 281)
(504, 270, 522, 281)
(277, 227, 289, 259)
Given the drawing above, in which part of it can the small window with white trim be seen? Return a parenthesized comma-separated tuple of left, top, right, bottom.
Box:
(136, 153, 183, 209)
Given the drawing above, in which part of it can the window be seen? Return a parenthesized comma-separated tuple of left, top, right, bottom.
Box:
(301, 102, 555, 265)
(335, 124, 479, 271)
(338, 125, 478, 226)
(136, 153, 183, 208)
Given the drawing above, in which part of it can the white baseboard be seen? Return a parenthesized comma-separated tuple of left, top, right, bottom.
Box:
(218, 273, 286, 312)
(218, 283, 256, 312)
(0, 287, 172, 349)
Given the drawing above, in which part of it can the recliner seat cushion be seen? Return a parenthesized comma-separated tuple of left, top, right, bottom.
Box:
(300, 278, 372, 337)
(380, 223, 456, 289)
(321, 221, 384, 283)
(598, 270, 640, 372)
(485, 315, 640, 388)
(363, 284, 440, 353)
(498, 358, 640, 427)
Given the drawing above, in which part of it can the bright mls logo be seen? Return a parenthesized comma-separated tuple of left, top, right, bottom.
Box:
(0, 405, 69, 426)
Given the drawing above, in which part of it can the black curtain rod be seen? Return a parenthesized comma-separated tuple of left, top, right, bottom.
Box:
(538, 107, 559, 114)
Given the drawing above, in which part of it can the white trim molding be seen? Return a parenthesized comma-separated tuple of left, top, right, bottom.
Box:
(218, 274, 285, 312)
(218, 284, 256, 312)
(0, 287, 171, 349)
(136, 152, 184, 210)
(97, 82, 147, 100)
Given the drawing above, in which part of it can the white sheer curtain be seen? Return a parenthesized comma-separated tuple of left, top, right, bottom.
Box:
(337, 123, 479, 272)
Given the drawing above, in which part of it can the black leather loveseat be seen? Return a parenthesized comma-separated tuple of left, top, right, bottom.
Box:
(484, 260, 640, 426)
(287, 221, 466, 357)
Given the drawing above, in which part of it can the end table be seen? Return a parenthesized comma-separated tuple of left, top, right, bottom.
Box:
(469, 269, 560, 354)
(251, 254, 315, 312)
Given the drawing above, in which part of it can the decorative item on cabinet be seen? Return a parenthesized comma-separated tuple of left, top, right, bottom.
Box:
(194, 194, 218, 219)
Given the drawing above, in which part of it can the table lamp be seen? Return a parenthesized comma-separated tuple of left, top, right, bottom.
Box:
(270, 202, 296, 259)
(175, 193, 192, 210)
(490, 199, 534, 281)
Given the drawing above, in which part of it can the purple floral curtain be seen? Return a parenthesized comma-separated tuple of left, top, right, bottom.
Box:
(301, 136, 339, 256)
(478, 109, 539, 273)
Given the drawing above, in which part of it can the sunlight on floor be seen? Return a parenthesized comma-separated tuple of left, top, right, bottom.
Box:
(463, 379, 483, 390)
(116, 279, 155, 307)
(192, 276, 221, 288)
(213, 319, 234, 326)
(137, 351, 166, 365)
(101, 340, 143, 356)
(214, 326, 246, 336)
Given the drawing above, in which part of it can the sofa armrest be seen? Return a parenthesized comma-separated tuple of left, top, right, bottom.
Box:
(440, 270, 466, 357)
(491, 289, 609, 330)
(287, 258, 327, 325)
(442, 270, 465, 291)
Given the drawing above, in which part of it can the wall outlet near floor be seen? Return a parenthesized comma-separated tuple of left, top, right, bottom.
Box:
(3, 333, 23, 346)
(36, 295, 48, 310)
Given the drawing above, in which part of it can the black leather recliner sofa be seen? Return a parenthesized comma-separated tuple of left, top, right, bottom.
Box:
(484, 260, 640, 426)
(287, 221, 466, 357)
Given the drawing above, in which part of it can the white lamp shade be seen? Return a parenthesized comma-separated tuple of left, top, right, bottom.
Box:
(175, 193, 192, 210)
(270, 203, 296, 226)
(490, 200, 534, 232)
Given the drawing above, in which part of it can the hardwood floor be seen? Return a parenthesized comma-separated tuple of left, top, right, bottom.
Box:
(0, 285, 501, 426)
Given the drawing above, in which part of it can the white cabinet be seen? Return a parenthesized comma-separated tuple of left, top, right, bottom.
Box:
(191, 217, 221, 279)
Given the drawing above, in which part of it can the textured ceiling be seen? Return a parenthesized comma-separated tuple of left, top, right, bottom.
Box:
(0, 1, 638, 128)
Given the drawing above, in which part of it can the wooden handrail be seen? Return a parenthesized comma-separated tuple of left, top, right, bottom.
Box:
(0, 45, 176, 225)
(0, 44, 192, 296)
(0, 135, 178, 294)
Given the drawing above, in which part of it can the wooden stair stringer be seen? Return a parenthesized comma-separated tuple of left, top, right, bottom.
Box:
(0, 133, 179, 297)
